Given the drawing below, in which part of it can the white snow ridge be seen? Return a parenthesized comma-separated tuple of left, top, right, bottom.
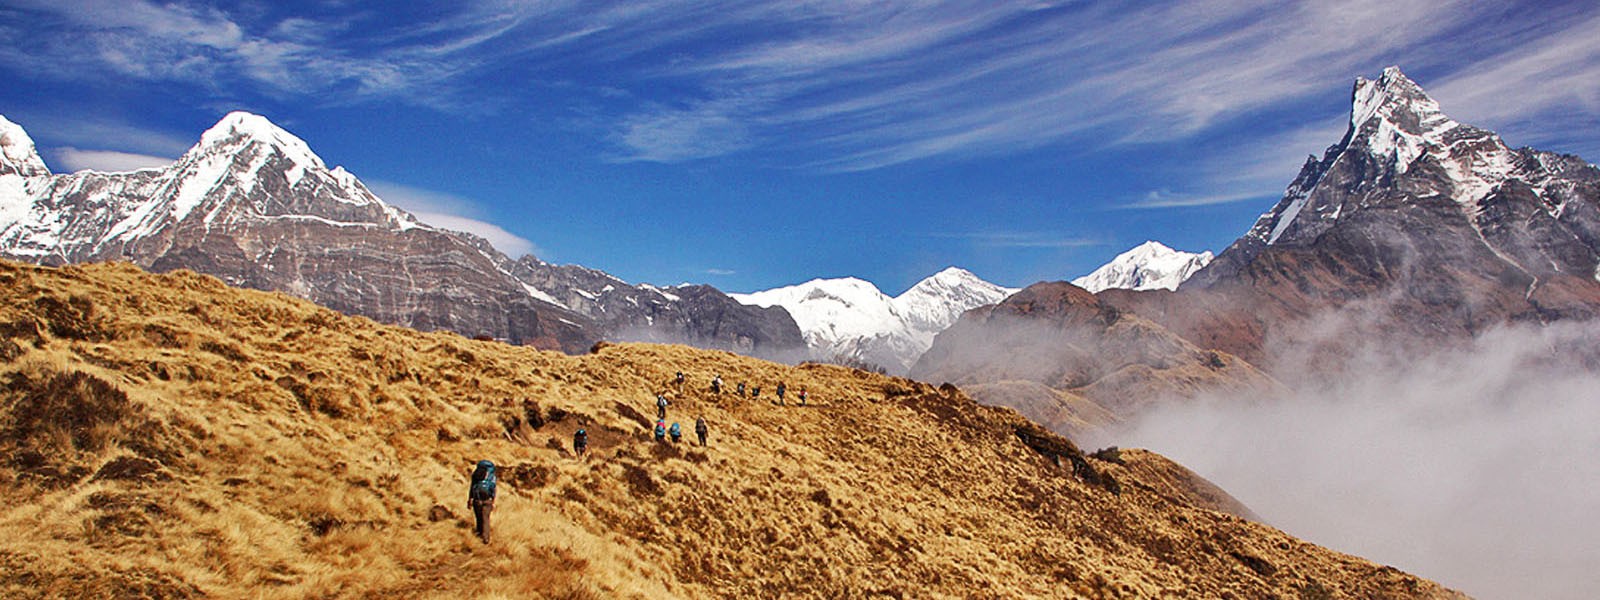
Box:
(1071, 241, 1212, 293)
(732, 267, 1016, 375)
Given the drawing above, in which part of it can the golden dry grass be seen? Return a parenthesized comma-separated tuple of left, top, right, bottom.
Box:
(0, 260, 1464, 599)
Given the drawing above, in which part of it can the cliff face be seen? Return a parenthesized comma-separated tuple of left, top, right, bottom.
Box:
(0, 258, 1459, 599)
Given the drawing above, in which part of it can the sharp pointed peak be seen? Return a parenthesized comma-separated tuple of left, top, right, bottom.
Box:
(1349, 65, 1450, 132)
(191, 111, 325, 168)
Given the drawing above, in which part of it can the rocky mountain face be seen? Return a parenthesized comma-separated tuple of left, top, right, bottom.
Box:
(0, 258, 1461, 598)
(510, 256, 805, 358)
(732, 267, 1016, 374)
(0, 112, 802, 357)
(1143, 66, 1600, 368)
(1071, 241, 1213, 293)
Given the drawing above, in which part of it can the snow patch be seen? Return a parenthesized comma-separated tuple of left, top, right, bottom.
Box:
(521, 282, 563, 307)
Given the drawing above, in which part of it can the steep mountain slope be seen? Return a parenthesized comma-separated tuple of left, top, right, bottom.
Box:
(0, 258, 1459, 599)
(1072, 241, 1213, 293)
(912, 281, 1279, 424)
(0, 112, 802, 358)
(732, 267, 1016, 373)
(1127, 66, 1600, 368)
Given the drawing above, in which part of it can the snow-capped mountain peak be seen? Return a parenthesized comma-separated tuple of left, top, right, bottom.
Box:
(0, 115, 49, 178)
(1221, 66, 1538, 252)
(192, 111, 326, 171)
(732, 268, 1017, 374)
(1072, 241, 1212, 293)
(898, 266, 1019, 332)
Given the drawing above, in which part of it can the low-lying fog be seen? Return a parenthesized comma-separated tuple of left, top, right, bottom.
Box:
(1106, 320, 1600, 600)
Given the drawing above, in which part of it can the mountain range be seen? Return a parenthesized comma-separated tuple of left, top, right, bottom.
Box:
(731, 267, 1017, 373)
(917, 66, 1600, 427)
(3, 109, 1227, 373)
(0, 112, 803, 358)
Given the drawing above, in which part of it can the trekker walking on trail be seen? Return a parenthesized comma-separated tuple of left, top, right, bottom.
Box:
(776, 382, 787, 405)
(798, 388, 808, 406)
(669, 422, 683, 443)
(657, 394, 670, 419)
(654, 420, 667, 442)
(468, 460, 497, 544)
(675, 371, 686, 389)
(573, 429, 588, 457)
(737, 382, 746, 396)
(711, 374, 723, 394)
(695, 417, 708, 446)
(751, 385, 760, 399)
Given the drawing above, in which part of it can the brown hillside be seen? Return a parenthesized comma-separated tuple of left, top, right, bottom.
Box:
(913, 282, 1281, 422)
(0, 260, 1462, 599)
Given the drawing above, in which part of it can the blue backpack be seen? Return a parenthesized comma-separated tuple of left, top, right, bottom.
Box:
(471, 460, 497, 501)
(669, 422, 682, 439)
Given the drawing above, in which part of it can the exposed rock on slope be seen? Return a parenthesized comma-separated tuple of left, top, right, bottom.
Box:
(0, 112, 802, 358)
(0, 259, 1457, 599)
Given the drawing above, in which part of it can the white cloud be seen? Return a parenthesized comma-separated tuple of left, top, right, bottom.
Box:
(365, 180, 541, 259)
(5, 0, 1596, 172)
(613, 105, 752, 163)
(1111, 319, 1600, 600)
(1124, 190, 1276, 210)
(51, 147, 174, 173)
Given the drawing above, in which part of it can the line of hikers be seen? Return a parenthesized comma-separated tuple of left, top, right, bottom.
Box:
(676, 371, 809, 406)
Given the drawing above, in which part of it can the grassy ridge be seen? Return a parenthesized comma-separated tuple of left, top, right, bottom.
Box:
(0, 260, 1460, 598)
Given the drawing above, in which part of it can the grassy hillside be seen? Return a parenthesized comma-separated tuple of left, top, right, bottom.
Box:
(0, 260, 1461, 599)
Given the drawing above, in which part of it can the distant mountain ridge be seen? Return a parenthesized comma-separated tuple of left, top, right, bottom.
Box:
(0, 111, 803, 356)
(732, 267, 1017, 374)
(1071, 241, 1212, 293)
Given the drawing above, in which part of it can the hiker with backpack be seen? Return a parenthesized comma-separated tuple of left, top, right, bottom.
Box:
(675, 371, 685, 389)
(798, 388, 808, 406)
(776, 382, 787, 405)
(695, 417, 708, 446)
(711, 374, 723, 394)
(656, 394, 670, 419)
(468, 460, 497, 544)
(751, 385, 760, 400)
(573, 429, 588, 457)
(654, 420, 667, 442)
(736, 382, 746, 396)
(669, 422, 682, 443)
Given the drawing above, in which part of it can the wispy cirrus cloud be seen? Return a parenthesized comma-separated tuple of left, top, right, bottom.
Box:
(5, 0, 1598, 175)
(365, 180, 541, 259)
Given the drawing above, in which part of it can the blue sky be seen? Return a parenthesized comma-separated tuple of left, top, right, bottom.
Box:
(2, 0, 1599, 294)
